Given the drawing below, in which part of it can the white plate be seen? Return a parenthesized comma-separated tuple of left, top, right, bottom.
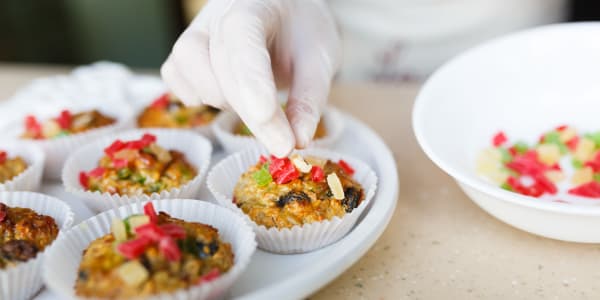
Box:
(413, 22, 600, 243)
(34, 111, 399, 299)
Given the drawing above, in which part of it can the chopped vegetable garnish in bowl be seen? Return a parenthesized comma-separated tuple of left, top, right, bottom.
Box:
(413, 22, 600, 243)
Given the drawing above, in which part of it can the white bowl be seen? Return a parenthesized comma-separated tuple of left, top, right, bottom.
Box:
(413, 22, 600, 243)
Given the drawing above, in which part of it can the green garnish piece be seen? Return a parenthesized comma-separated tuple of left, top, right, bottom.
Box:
(252, 163, 272, 187)
(142, 147, 153, 154)
(572, 158, 583, 169)
(594, 173, 600, 183)
(543, 131, 568, 154)
(54, 131, 70, 138)
(585, 132, 600, 148)
(175, 114, 189, 125)
(513, 141, 529, 155)
(131, 173, 146, 184)
(499, 148, 512, 163)
(148, 182, 163, 193)
(501, 182, 513, 191)
(117, 168, 132, 179)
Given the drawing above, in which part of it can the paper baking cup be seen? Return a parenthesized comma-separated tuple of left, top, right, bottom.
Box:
(207, 147, 378, 254)
(43, 199, 256, 300)
(2, 107, 134, 180)
(213, 106, 345, 154)
(0, 142, 45, 192)
(62, 129, 212, 212)
(0, 191, 74, 300)
(137, 124, 217, 144)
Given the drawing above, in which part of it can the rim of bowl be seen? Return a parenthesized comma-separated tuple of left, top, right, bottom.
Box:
(413, 22, 600, 217)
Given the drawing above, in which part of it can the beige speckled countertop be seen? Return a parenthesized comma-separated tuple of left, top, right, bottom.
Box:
(1, 63, 599, 300)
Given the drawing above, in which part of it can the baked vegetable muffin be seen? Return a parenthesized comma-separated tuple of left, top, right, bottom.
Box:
(79, 133, 197, 196)
(21, 109, 116, 140)
(234, 119, 327, 139)
(0, 151, 28, 183)
(137, 93, 220, 129)
(0, 202, 59, 269)
(233, 154, 364, 229)
(75, 202, 234, 298)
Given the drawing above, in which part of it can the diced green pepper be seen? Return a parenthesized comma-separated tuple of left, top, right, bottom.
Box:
(594, 173, 600, 183)
(572, 158, 583, 169)
(131, 173, 146, 184)
(175, 114, 188, 125)
(585, 132, 600, 148)
(117, 168, 132, 179)
(148, 182, 163, 193)
(499, 148, 512, 164)
(252, 163, 272, 187)
(501, 182, 513, 191)
(543, 131, 568, 154)
(513, 141, 529, 155)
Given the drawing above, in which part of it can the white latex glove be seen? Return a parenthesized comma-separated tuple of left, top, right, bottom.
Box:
(161, 0, 341, 157)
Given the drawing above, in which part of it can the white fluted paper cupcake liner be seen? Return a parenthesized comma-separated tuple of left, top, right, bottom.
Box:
(62, 129, 212, 212)
(0, 142, 45, 192)
(213, 106, 345, 154)
(2, 107, 134, 180)
(43, 199, 256, 300)
(0, 191, 74, 300)
(207, 147, 378, 254)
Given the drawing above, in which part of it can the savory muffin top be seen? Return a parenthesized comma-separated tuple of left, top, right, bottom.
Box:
(79, 133, 197, 196)
(22, 109, 116, 139)
(0, 202, 59, 269)
(75, 202, 234, 299)
(137, 93, 220, 129)
(0, 151, 28, 184)
(233, 154, 364, 229)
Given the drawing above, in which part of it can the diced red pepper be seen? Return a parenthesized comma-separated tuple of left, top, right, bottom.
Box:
(566, 136, 579, 152)
(584, 152, 600, 172)
(141, 134, 157, 147)
(556, 125, 568, 131)
(112, 159, 129, 169)
(150, 93, 170, 109)
(268, 156, 299, 184)
(310, 165, 324, 182)
(79, 172, 89, 189)
(550, 163, 561, 171)
(135, 222, 166, 242)
(143, 202, 158, 223)
(568, 181, 600, 198)
(533, 173, 557, 194)
(105, 140, 125, 158)
(159, 236, 181, 262)
(196, 268, 220, 285)
(258, 155, 268, 164)
(160, 224, 186, 240)
(0, 151, 6, 164)
(508, 146, 518, 157)
(56, 110, 72, 129)
(117, 236, 152, 260)
(492, 131, 508, 147)
(88, 167, 105, 178)
(338, 159, 355, 175)
(507, 176, 544, 198)
(24, 115, 42, 138)
(506, 150, 548, 176)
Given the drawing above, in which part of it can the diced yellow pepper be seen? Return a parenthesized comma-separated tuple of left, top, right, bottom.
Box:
(559, 128, 577, 142)
(544, 170, 565, 184)
(116, 261, 149, 286)
(574, 138, 595, 162)
(536, 144, 561, 166)
(476, 148, 503, 175)
(42, 120, 61, 138)
(572, 166, 593, 185)
(111, 218, 127, 242)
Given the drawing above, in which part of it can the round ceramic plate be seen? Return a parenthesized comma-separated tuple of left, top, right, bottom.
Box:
(34, 111, 399, 299)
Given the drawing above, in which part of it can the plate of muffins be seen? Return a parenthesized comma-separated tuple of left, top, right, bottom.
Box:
(0, 62, 398, 300)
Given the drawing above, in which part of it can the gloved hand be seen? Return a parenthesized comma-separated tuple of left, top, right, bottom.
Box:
(161, 0, 341, 157)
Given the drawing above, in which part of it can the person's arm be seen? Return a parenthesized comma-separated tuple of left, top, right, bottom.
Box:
(161, 0, 340, 157)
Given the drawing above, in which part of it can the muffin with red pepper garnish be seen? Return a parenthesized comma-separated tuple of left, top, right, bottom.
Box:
(63, 129, 212, 212)
(21, 109, 116, 140)
(0, 202, 59, 269)
(74, 202, 234, 298)
(207, 148, 377, 253)
(137, 93, 220, 129)
(78, 133, 197, 196)
(0, 151, 28, 184)
(233, 154, 364, 229)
